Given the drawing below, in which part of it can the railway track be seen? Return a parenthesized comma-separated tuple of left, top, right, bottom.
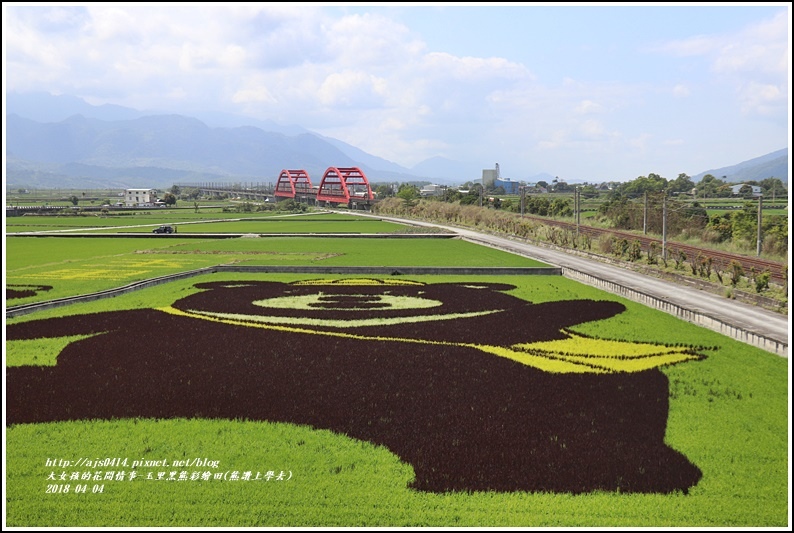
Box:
(519, 214, 788, 284)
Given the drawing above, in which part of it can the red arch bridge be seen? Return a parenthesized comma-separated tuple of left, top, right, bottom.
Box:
(183, 167, 376, 209)
(275, 167, 375, 208)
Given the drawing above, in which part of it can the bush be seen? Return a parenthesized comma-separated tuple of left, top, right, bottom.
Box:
(761, 234, 787, 256)
(628, 240, 642, 262)
(729, 260, 744, 287)
(755, 271, 770, 293)
(699, 228, 724, 244)
(597, 234, 614, 255)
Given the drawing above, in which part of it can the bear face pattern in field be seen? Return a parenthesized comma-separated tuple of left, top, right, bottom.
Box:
(6, 284, 53, 300)
(6, 279, 711, 494)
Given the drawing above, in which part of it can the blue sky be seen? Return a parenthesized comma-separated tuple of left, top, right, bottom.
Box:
(3, 3, 790, 182)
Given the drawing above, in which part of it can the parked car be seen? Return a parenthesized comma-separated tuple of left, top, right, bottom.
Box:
(152, 225, 176, 234)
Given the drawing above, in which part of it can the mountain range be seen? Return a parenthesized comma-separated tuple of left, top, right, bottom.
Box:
(3, 91, 788, 191)
(691, 148, 788, 185)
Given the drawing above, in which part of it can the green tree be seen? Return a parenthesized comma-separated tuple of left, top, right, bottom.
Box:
(396, 184, 420, 202)
(759, 177, 786, 199)
(738, 184, 755, 199)
(696, 174, 729, 198)
(396, 184, 420, 208)
(552, 180, 571, 192)
(761, 214, 788, 255)
(442, 188, 463, 203)
(707, 213, 734, 242)
(579, 184, 598, 198)
(549, 197, 572, 217)
(730, 203, 757, 246)
(522, 196, 546, 216)
(598, 196, 631, 228)
(617, 173, 668, 197)
(374, 184, 395, 199)
(669, 173, 695, 195)
(277, 199, 306, 213)
(459, 193, 479, 206)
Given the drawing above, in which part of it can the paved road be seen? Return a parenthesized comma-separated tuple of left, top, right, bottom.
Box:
(352, 211, 790, 357)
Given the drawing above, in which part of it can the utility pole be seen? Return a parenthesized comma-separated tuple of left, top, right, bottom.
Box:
(662, 191, 667, 262)
(757, 194, 763, 257)
(643, 191, 648, 235)
(520, 186, 526, 218)
(575, 187, 580, 238)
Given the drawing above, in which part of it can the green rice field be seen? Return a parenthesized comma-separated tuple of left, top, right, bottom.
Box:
(5, 211, 415, 234)
(5, 235, 547, 306)
(4, 212, 789, 527)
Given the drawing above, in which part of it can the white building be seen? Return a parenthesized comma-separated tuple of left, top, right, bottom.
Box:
(420, 184, 445, 197)
(730, 184, 762, 197)
(125, 188, 157, 206)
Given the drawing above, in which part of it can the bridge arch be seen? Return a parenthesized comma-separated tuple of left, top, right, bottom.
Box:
(316, 167, 374, 205)
(274, 169, 313, 199)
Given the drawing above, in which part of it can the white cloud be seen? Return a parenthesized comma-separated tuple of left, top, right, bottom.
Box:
(738, 81, 785, 117)
(655, 9, 788, 118)
(713, 10, 789, 78)
(318, 71, 388, 108)
(326, 12, 425, 69)
(2, 4, 788, 181)
(575, 100, 606, 114)
(579, 119, 606, 138)
(654, 34, 718, 57)
(232, 84, 278, 106)
(628, 133, 652, 152)
(89, 6, 139, 42)
(538, 130, 567, 151)
(672, 84, 690, 97)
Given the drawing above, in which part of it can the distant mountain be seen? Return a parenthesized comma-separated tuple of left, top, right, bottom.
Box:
(5, 92, 787, 191)
(314, 134, 421, 179)
(6, 91, 311, 136)
(692, 148, 788, 184)
(5, 113, 355, 189)
(4, 92, 437, 190)
(6, 91, 148, 123)
(187, 110, 310, 137)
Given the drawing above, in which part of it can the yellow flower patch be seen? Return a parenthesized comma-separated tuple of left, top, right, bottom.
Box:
(507, 331, 707, 373)
(294, 278, 425, 286)
(23, 269, 151, 280)
(110, 258, 191, 269)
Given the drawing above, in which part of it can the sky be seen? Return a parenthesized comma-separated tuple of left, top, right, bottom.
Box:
(2, 2, 791, 183)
